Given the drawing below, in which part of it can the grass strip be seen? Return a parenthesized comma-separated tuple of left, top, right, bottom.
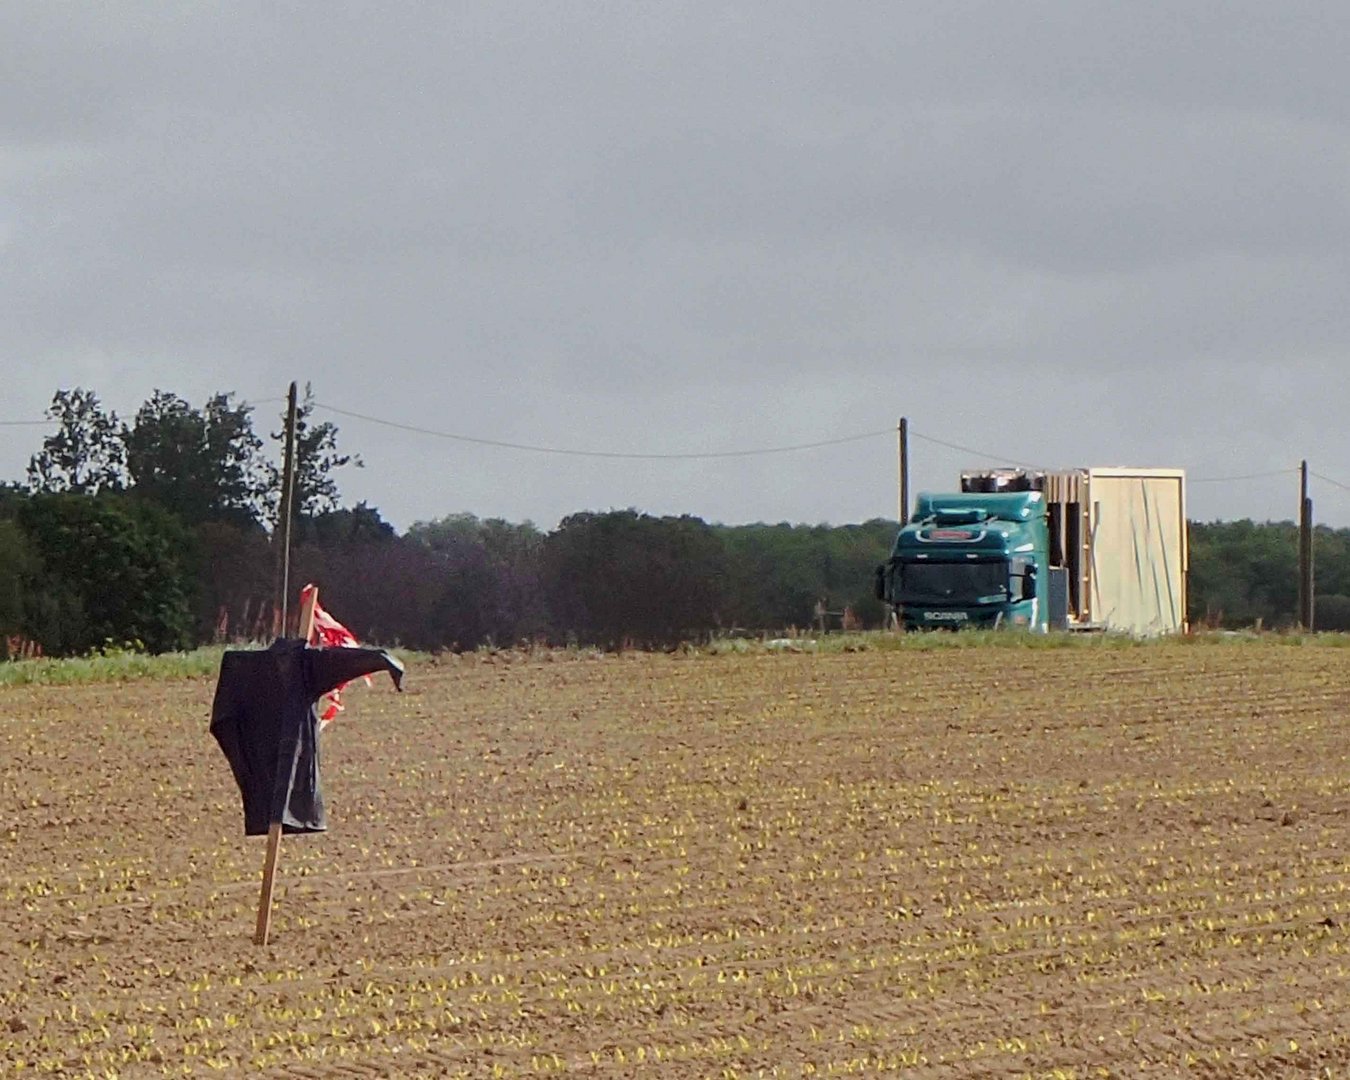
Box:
(4, 630, 1347, 687)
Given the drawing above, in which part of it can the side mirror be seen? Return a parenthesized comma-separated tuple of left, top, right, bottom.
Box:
(1022, 569, 1037, 600)
(874, 564, 887, 601)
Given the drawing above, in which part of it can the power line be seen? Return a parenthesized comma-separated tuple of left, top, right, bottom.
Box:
(2, 393, 1347, 499)
(295, 406, 1350, 489)
(1191, 468, 1299, 484)
(314, 402, 894, 460)
(908, 430, 1035, 468)
(1311, 471, 1350, 495)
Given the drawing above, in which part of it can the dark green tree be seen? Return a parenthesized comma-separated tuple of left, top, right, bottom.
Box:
(0, 520, 40, 646)
(290, 535, 448, 649)
(17, 493, 195, 655)
(716, 518, 896, 631)
(407, 513, 546, 646)
(301, 501, 397, 547)
(1313, 525, 1350, 608)
(27, 389, 127, 495)
(125, 390, 272, 528)
(1189, 520, 1299, 628)
(192, 521, 274, 642)
(0, 483, 27, 520)
(542, 510, 727, 647)
(1316, 594, 1350, 631)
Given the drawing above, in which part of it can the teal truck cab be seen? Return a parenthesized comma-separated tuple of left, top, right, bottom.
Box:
(876, 466, 1190, 635)
(876, 486, 1048, 631)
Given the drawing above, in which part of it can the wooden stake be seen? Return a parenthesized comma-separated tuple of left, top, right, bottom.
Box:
(254, 586, 320, 946)
(297, 586, 318, 645)
(253, 824, 283, 945)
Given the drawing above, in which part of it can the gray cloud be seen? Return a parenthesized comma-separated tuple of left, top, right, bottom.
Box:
(2, 2, 1348, 528)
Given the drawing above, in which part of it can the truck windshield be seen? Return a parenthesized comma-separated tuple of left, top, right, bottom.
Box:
(898, 561, 1008, 604)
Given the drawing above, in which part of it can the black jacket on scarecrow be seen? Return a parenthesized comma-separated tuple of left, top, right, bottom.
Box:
(210, 638, 404, 836)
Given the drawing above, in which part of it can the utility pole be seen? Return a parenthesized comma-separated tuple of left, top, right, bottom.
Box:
(897, 417, 909, 523)
(1298, 461, 1315, 630)
(274, 382, 299, 637)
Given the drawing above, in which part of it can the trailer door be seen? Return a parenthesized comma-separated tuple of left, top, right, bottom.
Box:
(1087, 470, 1187, 635)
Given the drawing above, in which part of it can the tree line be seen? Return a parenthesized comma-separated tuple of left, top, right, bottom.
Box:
(1, 386, 1348, 657)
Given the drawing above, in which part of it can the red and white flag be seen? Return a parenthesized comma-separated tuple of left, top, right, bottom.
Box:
(300, 583, 372, 725)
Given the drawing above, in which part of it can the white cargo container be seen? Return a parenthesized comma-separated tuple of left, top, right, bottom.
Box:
(1043, 467, 1187, 635)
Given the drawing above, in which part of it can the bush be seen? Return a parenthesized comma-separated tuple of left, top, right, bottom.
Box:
(1315, 594, 1350, 632)
(17, 493, 195, 655)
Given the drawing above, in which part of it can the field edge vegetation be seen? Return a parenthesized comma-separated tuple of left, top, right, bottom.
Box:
(3, 629, 1349, 688)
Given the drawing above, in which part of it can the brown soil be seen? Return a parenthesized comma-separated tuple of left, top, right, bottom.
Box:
(2, 643, 1350, 1077)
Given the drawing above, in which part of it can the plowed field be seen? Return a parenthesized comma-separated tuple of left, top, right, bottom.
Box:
(3, 642, 1350, 1077)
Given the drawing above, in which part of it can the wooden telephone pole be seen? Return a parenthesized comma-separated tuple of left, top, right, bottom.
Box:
(897, 417, 910, 523)
(1298, 461, 1315, 630)
(273, 382, 299, 637)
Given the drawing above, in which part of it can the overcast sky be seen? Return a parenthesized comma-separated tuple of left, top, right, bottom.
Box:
(3, 3, 1348, 529)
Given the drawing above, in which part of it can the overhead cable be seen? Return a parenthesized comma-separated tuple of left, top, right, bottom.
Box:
(314, 402, 894, 460)
(312, 406, 1343, 486)
(1191, 468, 1300, 484)
(908, 430, 1035, 469)
(1311, 471, 1350, 495)
(5, 394, 1346, 496)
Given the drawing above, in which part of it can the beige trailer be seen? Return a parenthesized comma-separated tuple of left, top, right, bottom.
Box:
(1043, 468, 1188, 635)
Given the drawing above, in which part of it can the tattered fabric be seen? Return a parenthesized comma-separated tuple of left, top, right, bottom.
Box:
(209, 638, 404, 836)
